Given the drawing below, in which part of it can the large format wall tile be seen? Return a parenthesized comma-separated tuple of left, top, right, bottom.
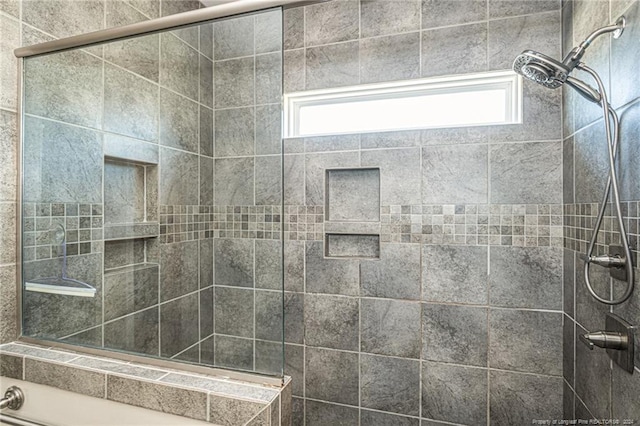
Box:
(159, 89, 199, 153)
(214, 239, 254, 288)
(361, 0, 420, 37)
(422, 0, 486, 28)
(305, 42, 359, 90)
(25, 49, 102, 129)
(22, 0, 104, 39)
(361, 298, 421, 358)
(304, 0, 359, 46)
(0, 14, 19, 111)
(305, 241, 360, 295)
(305, 347, 359, 406)
(360, 33, 420, 84)
(0, 110, 17, 203)
(104, 307, 159, 356)
(159, 147, 199, 205)
(305, 151, 360, 205)
(214, 15, 254, 60)
(360, 354, 420, 416)
(160, 293, 199, 357)
(160, 34, 198, 101)
(23, 117, 102, 204)
(489, 246, 563, 310)
(422, 361, 488, 425)
(306, 400, 358, 426)
(361, 147, 421, 206)
(304, 294, 359, 351)
(421, 23, 488, 78)
(422, 144, 488, 204)
(160, 241, 198, 301)
(360, 243, 421, 300)
(215, 57, 255, 108)
(214, 107, 255, 157)
(214, 157, 254, 206)
(422, 245, 488, 304)
(214, 286, 254, 338)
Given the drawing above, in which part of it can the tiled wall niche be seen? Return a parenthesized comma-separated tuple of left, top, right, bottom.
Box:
(281, 1, 566, 425)
(562, 0, 640, 421)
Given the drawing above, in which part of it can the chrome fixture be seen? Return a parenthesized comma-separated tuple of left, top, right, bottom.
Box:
(0, 387, 24, 411)
(513, 16, 635, 305)
(579, 313, 635, 374)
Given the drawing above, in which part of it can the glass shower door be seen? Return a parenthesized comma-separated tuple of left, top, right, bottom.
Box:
(20, 6, 284, 376)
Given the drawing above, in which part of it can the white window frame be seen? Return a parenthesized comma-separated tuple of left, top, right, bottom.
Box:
(284, 70, 523, 138)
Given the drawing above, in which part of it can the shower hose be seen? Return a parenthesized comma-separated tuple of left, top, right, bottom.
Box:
(578, 63, 634, 305)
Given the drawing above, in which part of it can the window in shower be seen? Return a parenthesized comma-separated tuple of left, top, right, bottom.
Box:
(284, 70, 523, 137)
(20, 6, 285, 377)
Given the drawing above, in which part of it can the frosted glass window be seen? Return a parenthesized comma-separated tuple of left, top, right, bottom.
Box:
(285, 71, 522, 137)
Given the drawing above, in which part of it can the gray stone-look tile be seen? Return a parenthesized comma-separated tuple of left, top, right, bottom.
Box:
(421, 23, 488, 78)
(163, 3, 199, 49)
(199, 106, 214, 157)
(0, 110, 17, 202)
(563, 249, 575, 318)
(195, 57, 212, 107)
(617, 101, 640, 201)
(490, 141, 562, 204)
(489, 0, 560, 18)
(284, 7, 304, 50)
(423, 303, 488, 367)
(422, 0, 486, 28)
(256, 240, 282, 290)
(360, 32, 420, 84)
(255, 9, 282, 54)
(24, 49, 102, 129)
(255, 290, 283, 342)
(361, 410, 419, 426)
(423, 245, 488, 305)
(209, 394, 267, 426)
(0, 353, 22, 379)
(255, 340, 283, 375)
(361, 243, 421, 300)
(563, 381, 574, 420)
(305, 347, 359, 406)
(305, 294, 359, 351)
(214, 286, 254, 338)
(214, 335, 253, 371)
(563, 315, 574, 387)
(361, 298, 421, 358)
(129, 0, 159, 19)
(305, 241, 360, 296)
(304, 0, 359, 46)
(305, 151, 360, 206)
(0, 203, 16, 265)
(0, 14, 18, 111)
(159, 89, 199, 153)
(422, 361, 488, 425)
(160, 372, 278, 402)
(104, 264, 159, 321)
(284, 154, 305, 206)
(199, 157, 213, 206)
(611, 363, 640, 421)
(360, 130, 422, 149)
(105, 2, 159, 82)
(160, 33, 199, 101)
(25, 358, 105, 398)
(285, 344, 304, 396)
(215, 107, 254, 157)
(214, 15, 254, 60)
(563, 136, 574, 204)
(0, 265, 16, 343)
(199, 286, 213, 337)
(361, 354, 420, 416)
(200, 22, 213, 60)
(306, 400, 359, 426)
(489, 370, 563, 425)
(285, 292, 304, 344)
(488, 11, 561, 70)
(215, 57, 255, 108)
(255, 155, 282, 205)
(489, 246, 563, 309)
(326, 234, 380, 258)
(575, 324, 611, 418)
(160, 240, 198, 301)
(160, 293, 199, 358)
(107, 375, 207, 421)
(103, 160, 145, 224)
(0, 343, 76, 362)
(70, 356, 166, 380)
(159, 147, 199, 205)
(306, 42, 359, 90)
(611, 1, 640, 107)
(361, 0, 420, 37)
(23, 0, 104, 39)
(214, 238, 254, 288)
(214, 157, 254, 205)
(326, 168, 380, 222)
(256, 104, 282, 155)
(361, 147, 422, 206)
(104, 134, 159, 165)
(284, 49, 305, 93)
(422, 144, 488, 204)
(0, 1, 18, 18)
(256, 52, 282, 105)
(104, 307, 159, 356)
(489, 309, 563, 375)
(573, 122, 608, 204)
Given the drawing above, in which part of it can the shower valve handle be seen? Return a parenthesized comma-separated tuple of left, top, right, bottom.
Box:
(581, 253, 625, 268)
(579, 331, 627, 351)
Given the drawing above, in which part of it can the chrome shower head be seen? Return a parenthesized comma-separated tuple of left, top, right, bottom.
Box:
(513, 50, 570, 89)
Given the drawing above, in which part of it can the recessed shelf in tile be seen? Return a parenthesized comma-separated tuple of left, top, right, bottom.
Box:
(325, 233, 380, 259)
(325, 168, 380, 222)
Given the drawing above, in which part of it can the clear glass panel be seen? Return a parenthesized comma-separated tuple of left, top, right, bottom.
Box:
(21, 7, 284, 376)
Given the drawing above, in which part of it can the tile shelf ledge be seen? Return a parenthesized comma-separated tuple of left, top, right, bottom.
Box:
(0, 342, 291, 425)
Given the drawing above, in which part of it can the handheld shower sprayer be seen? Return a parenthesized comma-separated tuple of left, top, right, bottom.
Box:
(512, 16, 634, 305)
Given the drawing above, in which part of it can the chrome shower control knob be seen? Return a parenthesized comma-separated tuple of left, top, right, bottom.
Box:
(0, 386, 24, 411)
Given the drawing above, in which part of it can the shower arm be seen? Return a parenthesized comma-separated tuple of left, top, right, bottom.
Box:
(566, 17, 626, 65)
(579, 63, 635, 305)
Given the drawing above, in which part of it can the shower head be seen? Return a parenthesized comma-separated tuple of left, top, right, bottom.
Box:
(513, 50, 570, 89)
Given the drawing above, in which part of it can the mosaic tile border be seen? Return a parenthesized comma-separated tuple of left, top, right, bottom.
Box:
(563, 202, 640, 263)
(22, 202, 104, 261)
